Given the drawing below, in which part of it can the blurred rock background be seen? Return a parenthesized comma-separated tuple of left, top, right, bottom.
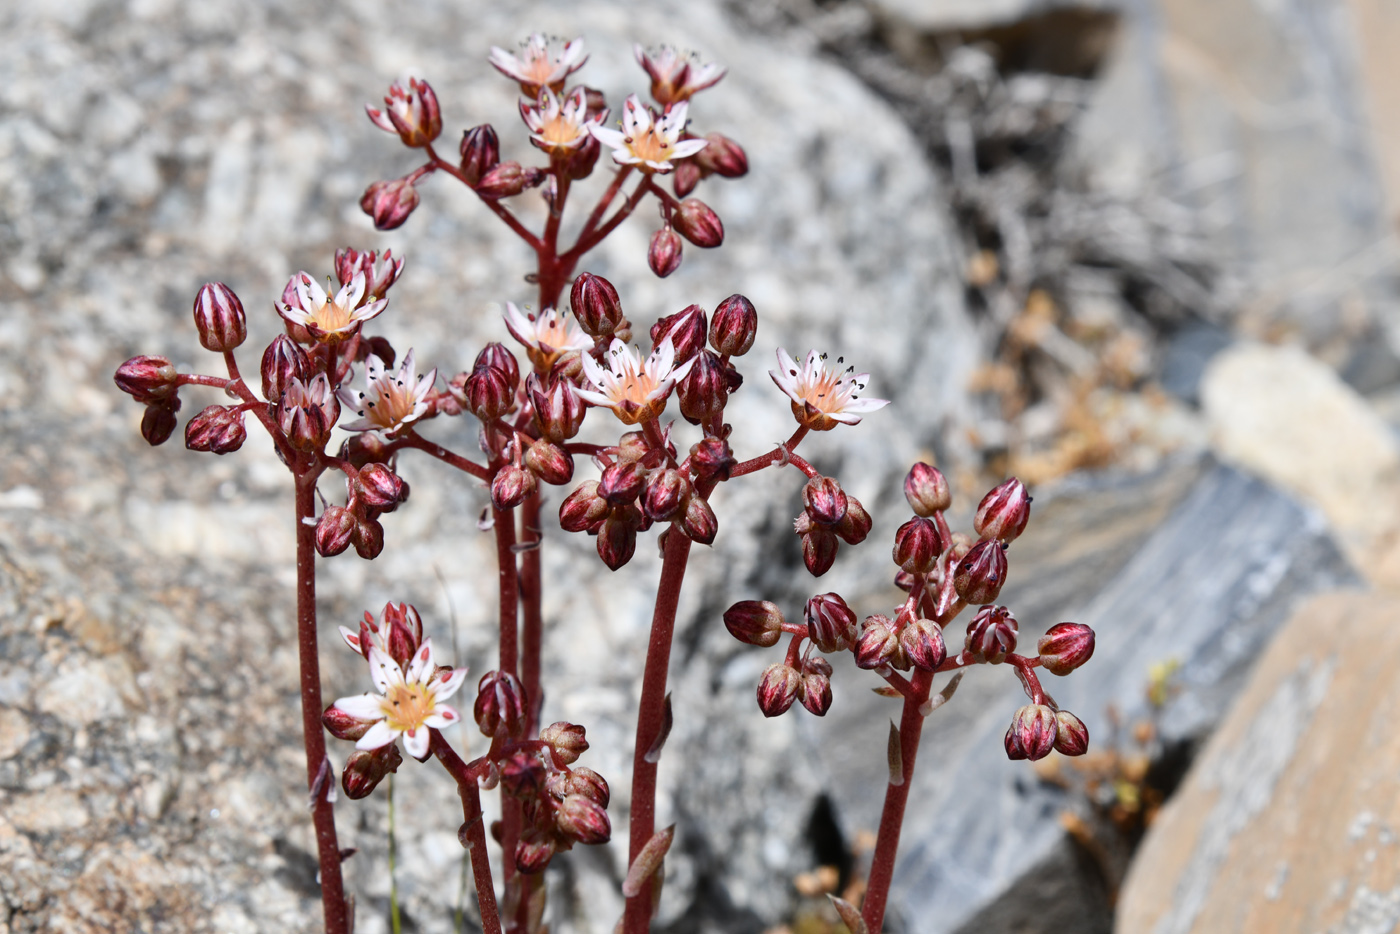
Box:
(1, 0, 1398, 932)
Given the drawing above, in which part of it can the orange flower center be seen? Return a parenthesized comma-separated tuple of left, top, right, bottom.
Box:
(366, 380, 417, 430)
(629, 127, 671, 164)
(381, 681, 435, 733)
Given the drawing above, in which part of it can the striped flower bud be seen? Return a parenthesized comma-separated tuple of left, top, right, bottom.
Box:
(723, 600, 784, 648)
(974, 477, 1031, 544)
(709, 293, 757, 356)
(904, 462, 951, 516)
(192, 282, 247, 353)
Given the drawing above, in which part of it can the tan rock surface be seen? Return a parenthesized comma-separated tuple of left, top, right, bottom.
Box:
(1117, 590, 1400, 934)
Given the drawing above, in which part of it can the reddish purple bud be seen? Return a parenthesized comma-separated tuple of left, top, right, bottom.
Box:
(352, 516, 385, 560)
(1054, 710, 1090, 756)
(557, 794, 611, 845)
(459, 124, 500, 185)
(648, 226, 683, 278)
(673, 158, 701, 197)
(559, 480, 609, 533)
(115, 355, 178, 403)
(342, 745, 402, 800)
(322, 702, 376, 742)
(904, 462, 952, 516)
(184, 404, 246, 454)
(599, 460, 648, 505)
(515, 836, 556, 875)
(524, 439, 574, 486)
(499, 749, 546, 797)
(696, 132, 748, 178)
(380, 602, 424, 668)
(680, 495, 718, 545)
(475, 161, 544, 200)
(803, 476, 848, 527)
(678, 350, 729, 423)
(357, 463, 407, 513)
(528, 374, 587, 443)
(474, 342, 520, 389)
(539, 721, 589, 765)
(641, 468, 690, 522)
(192, 282, 247, 353)
(899, 617, 947, 672)
(688, 436, 734, 483)
(458, 364, 517, 423)
(369, 76, 442, 147)
(650, 304, 708, 365)
(835, 495, 872, 545)
(965, 604, 1018, 664)
(954, 540, 1008, 605)
(562, 133, 602, 180)
(570, 272, 625, 339)
(757, 663, 801, 718)
(141, 400, 180, 446)
(672, 198, 723, 248)
(564, 766, 610, 808)
(1038, 622, 1095, 676)
(709, 294, 757, 357)
(492, 462, 537, 511)
(893, 517, 940, 575)
(723, 600, 784, 648)
(360, 178, 419, 230)
(975, 477, 1032, 544)
(1005, 704, 1058, 761)
(278, 376, 339, 452)
(335, 248, 404, 300)
(801, 529, 840, 577)
(805, 593, 858, 653)
(260, 335, 310, 404)
(474, 670, 529, 740)
(799, 657, 834, 716)
(854, 614, 904, 670)
(597, 508, 641, 570)
(315, 506, 356, 557)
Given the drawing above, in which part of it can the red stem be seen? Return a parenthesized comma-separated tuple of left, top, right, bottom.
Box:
(490, 500, 523, 907)
(862, 668, 934, 932)
(432, 732, 503, 934)
(400, 432, 492, 481)
(520, 491, 544, 732)
(572, 165, 633, 249)
(729, 427, 811, 479)
(566, 176, 652, 260)
(294, 473, 349, 934)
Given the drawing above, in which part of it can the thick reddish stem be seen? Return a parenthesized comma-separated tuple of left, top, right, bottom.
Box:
(400, 432, 492, 481)
(519, 491, 544, 732)
(432, 732, 503, 934)
(294, 474, 349, 934)
(490, 500, 523, 908)
(621, 526, 695, 933)
(729, 427, 810, 479)
(862, 668, 934, 932)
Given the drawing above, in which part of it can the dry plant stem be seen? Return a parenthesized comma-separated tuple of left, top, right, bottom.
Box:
(432, 732, 503, 934)
(295, 472, 350, 934)
(621, 525, 697, 934)
(862, 667, 934, 933)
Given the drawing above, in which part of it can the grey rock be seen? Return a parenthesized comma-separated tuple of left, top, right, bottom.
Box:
(1159, 322, 1232, 406)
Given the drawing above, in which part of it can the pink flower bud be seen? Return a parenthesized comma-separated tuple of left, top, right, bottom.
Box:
(673, 158, 701, 197)
(565, 767, 611, 807)
(641, 468, 689, 522)
(315, 506, 356, 557)
(475, 342, 521, 388)
(892, 517, 940, 575)
(523, 439, 573, 486)
(899, 617, 947, 672)
(1053, 710, 1089, 756)
(709, 294, 757, 356)
(696, 132, 748, 177)
(678, 350, 729, 423)
(854, 614, 904, 670)
(954, 539, 1008, 605)
(492, 462, 537, 511)
(557, 794, 611, 845)
(184, 404, 246, 454)
(599, 460, 648, 505)
(570, 272, 625, 339)
(115, 355, 178, 403)
(475, 670, 529, 740)
(499, 748, 546, 797)
(342, 745, 402, 800)
(1005, 704, 1058, 761)
(799, 656, 834, 716)
(562, 134, 602, 180)
(515, 835, 556, 875)
(141, 400, 180, 446)
(475, 161, 544, 200)
(560, 481, 610, 533)
(681, 495, 718, 545)
(801, 529, 840, 577)
(322, 702, 376, 741)
(335, 247, 404, 300)
(356, 463, 408, 513)
(367, 76, 442, 147)
(834, 495, 872, 545)
(672, 198, 724, 248)
(458, 364, 517, 422)
(539, 721, 589, 765)
(650, 304, 708, 364)
(757, 663, 801, 717)
(360, 178, 420, 230)
(352, 516, 384, 560)
(803, 476, 848, 527)
(1038, 622, 1095, 676)
(527, 374, 586, 443)
(723, 600, 784, 647)
(260, 335, 310, 404)
(380, 602, 423, 669)
(278, 375, 339, 452)
(974, 477, 1031, 543)
(965, 604, 1018, 664)
(459, 124, 500, 185)
(688, 436, 734, 483)
(192, 282, 247, 353)
(597, 508, 640, 570)
(805, 593, 858, 653)
(904, 462, 951, 516)
(648, 226, 683, 278)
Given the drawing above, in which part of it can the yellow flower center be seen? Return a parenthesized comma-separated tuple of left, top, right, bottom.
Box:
(380, 681, 436, 733)
(366, 380, 417, 430)
(310, 299, 354, 337)
(800, 371, 848, 413)
(540, 114, 580, 146)
(629, 127, 671, 164)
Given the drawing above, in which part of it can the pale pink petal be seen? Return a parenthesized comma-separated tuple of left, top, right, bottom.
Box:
(430, 666, 469, 702)
(423, 706, 460, 729)
(368, 646, 403, 694)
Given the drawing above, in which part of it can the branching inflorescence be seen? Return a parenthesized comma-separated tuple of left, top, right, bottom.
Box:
(113, 32, 1096, 934)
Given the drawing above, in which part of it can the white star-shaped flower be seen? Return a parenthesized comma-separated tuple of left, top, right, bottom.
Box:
(504, 303, 593, 371)
(769, 348, 889, 431)
(522, 87, 607, 153)
(489, 34, 587, 96)
(336, 349, 436, 437)
(278, 271, 388, 343)
(589, 95, 707, 175)
(634, 45, 726, 104)
(329, 640, 468, 761)
(576, 337, 695, 425)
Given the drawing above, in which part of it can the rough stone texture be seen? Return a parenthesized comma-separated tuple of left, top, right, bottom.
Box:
(0, 0, 978, 931)
(1116, 590, 1400, 934)
(873, 463, 1359, 933)
(867, 0, 1116, 33)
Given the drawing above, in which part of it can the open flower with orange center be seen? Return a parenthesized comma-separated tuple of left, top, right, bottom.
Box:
(522, 87, 607, 154)
(489, 34, 587, 98)
(328, 640, 467, 761)
(634, 45, 726, 105)
(337, 348, 437, 437)
(577, 337, 695, 424)
(769, 348, 889, 431)
(504, 303, 593, 371)
(590, 95, 707, 175)
(278, 271, 388, 343)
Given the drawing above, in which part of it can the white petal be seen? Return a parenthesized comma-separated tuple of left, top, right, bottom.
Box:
(589, 125, 627, 149)
(407, 638, 435, 684)
(573, 387, 613, 408)
(339, 626, 363, 654)
(355, 719, 399, 751)
(840, 396, 890, 415)
(578, 352, 610, 392)
(368, 646, 403, 694)
(670, 138, 709, 160)
(423, 706, 460, 729)
(430, 666, 469, 702)
(333, 693, 387, 720)
(402, 726, 430, 760)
